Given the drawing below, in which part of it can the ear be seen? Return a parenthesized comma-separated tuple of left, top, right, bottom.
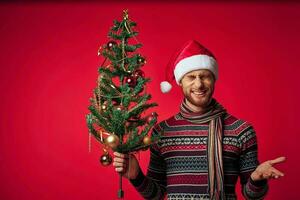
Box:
(179, 79, 182, 86)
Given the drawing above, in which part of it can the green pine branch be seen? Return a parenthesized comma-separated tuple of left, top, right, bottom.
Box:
(87, 10, 161, 155)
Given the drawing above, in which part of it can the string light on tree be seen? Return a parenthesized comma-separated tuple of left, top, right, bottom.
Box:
(137, 54, 146, 66)
(101, 101, 108, 111)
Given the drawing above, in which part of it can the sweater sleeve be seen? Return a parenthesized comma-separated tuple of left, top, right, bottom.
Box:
(130, 127, 167, 200)
(238, 124, 268, 200)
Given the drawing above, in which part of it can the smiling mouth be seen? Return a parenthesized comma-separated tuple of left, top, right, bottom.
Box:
(192, 90, 207, 97)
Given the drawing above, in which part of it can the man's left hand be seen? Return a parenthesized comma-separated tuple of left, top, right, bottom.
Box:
(251, 156, 286, 181)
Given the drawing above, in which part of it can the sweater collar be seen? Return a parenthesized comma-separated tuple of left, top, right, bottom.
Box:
(179, 98, 226, 123)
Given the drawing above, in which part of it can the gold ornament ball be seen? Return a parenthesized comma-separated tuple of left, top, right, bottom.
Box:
(105, 134, 120, 149)
(143, 136, 152, 145)
(100, 153, 112, 166)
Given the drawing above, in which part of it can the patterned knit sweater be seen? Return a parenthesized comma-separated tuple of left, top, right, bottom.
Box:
(130, 113, 268, 200)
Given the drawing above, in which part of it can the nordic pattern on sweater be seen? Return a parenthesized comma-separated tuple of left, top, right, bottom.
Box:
(130, 113, 268, 200)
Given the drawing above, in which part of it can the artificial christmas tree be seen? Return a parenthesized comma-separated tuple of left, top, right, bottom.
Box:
(86, 10, 161, 198)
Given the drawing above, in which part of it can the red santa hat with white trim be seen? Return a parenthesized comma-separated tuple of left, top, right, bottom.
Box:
(160, 40, 218, 93)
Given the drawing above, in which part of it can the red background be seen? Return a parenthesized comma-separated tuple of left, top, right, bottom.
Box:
(1, 1, 299, 199)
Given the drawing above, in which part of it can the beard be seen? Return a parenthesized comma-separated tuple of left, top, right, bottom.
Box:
(184, 86, 214, 109)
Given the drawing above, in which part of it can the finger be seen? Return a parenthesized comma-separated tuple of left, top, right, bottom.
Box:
(263, 172, 272, 179)
(113, 152, 129, 159)
(271, 168, 284, 177)
(113, 161, 127, 168)
(113, 157, 127, 163)
(272, 174, 279, 179)
(270, 156, 286, 165)
(115, 167, 126, 173)
(271, 172, 280, 179)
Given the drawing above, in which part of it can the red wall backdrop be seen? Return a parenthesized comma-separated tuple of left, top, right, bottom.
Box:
(1, 1, 299, 199)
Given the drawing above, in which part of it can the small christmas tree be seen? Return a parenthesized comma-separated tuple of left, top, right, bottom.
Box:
(86, 10, 161, 198)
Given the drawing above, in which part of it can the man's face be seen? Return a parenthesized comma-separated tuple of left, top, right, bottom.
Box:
(180, 69, 215, 109)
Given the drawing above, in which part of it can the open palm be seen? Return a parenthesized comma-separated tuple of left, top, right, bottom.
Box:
(251, 156, 286, 181)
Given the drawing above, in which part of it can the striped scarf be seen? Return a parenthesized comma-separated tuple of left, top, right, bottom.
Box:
(179, 98, 226, 200)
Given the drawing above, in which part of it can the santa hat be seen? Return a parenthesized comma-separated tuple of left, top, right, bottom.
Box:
(160, 40, 218, 93)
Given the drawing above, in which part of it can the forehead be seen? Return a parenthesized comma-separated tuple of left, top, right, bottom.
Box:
(184, 69, 213, 76)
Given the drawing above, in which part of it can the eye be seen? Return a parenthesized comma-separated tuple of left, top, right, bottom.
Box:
(187, 75, 196, 80)
(202, 73, 213, 80)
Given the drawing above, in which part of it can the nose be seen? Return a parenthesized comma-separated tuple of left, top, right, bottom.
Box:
(194, 76, 203, 88)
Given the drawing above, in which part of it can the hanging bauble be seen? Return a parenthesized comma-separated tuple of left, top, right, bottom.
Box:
(100, 152, 112, 166)
(124, 76, 137, 87)
(133, 69, 145, 79)
(105, 134, 120, 149)
(143, 135, 152, 145)
(107, 40, 117, 50)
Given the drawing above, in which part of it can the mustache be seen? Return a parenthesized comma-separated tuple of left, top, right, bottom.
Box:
(191, 88, 208, 92)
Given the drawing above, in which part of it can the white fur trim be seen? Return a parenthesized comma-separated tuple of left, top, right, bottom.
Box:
(160, 81, 172, 93)
(174, 55, 218, 84)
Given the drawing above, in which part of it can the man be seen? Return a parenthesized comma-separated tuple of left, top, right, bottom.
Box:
(113, 40, 285, 200)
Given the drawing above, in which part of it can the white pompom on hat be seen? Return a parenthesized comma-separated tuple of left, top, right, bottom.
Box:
(160, 40, 218, 93)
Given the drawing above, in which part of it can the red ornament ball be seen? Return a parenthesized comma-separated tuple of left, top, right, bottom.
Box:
(107, 41, 117, 50)
(133, 69, 145, 78)
(125, 76, 137, 87)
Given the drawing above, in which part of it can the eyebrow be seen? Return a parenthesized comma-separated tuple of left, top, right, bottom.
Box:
(187, 72, 209, 76)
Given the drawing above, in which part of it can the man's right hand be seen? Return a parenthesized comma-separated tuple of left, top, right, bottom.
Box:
(113, 152, 141, 180)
